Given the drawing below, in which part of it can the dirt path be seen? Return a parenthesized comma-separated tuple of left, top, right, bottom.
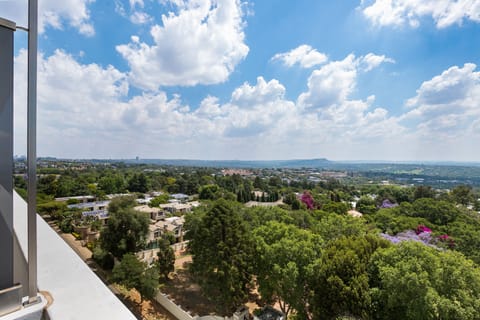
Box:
(60, 233, 93, 260)
(47, 221, 92, 261)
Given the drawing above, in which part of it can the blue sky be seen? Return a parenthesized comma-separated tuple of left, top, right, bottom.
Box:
(3, 0, 480, 161)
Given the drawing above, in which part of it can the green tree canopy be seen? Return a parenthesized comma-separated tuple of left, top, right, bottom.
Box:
(409, 198, 461, 225)
(100, 196, 150, 259)
(112, 253, 159, 302)
(98, 172, 126, 194)
(149, 193, 170, 207)
(127, 172, 149, 193)
(310, 235, 390, 320)
(369, 241, 480, 320)
(253, 221, 322, 318)
(156, 239, 175, 280)
(187, 199, 254, 312)
(413, 185, 435, 200)
(450, 185, 474, 206)
(312, 213, 369, 242)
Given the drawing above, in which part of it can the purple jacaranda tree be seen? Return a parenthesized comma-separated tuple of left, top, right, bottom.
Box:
(379, 199, 398, 209)
(300, 191, 315, 210)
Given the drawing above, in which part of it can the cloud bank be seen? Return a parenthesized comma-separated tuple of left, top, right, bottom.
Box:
(361, 0, 480, 28)
(116, 0, 249, 90)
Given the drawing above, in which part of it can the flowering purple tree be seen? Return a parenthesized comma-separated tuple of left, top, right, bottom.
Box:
(381, 225, 436, 248)
(379, 199, 398, 209)
(300, 191, 315, 210)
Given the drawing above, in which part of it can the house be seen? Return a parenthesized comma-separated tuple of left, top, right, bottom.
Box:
(159, 201, 200, 215)
(147, 216, 185, 244)
(68, 200, 110, 225)
(170, 193, 190, 202)
(134, 205, 165, 221)
(136, 197, 153, 205)
(68, 200, 110, 212)
(55, 195, 95, 203)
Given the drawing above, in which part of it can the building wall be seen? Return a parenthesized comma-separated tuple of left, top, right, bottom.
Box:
(155, 292, 194, 320)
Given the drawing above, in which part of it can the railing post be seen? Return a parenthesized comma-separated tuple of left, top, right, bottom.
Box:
(27, 0, 39, 302)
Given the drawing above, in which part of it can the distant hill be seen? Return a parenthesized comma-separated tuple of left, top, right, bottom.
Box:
(120, 158, 332, 168)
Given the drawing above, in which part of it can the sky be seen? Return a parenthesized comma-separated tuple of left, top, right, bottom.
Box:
(2, 0, 480, 161)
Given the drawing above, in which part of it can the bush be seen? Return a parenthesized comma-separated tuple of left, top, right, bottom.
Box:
(59, 217, 74, 233)
(86, 241, 95, 251)
(92, 245, 114, 270)
(66, 198, 80, 205)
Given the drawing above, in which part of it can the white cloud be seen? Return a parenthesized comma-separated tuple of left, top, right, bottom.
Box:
(402, 63, 480, 140)
(361, 0, 480, 28)
(116, 0, 249, 90)
(0, 0, 95, 36)
(360, 53, 395, 71)
(298, 54, 358, 109)
(16, 46, 480, 161)
(130, 11, 153, 24)
(15, 49, 401, 160)
(129, 0, 144, 8)
(271, 45, 328, 68)
(232, 77, 287, 107)
(298, 53, 395, 109)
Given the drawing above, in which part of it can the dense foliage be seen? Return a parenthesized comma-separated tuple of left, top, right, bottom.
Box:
(187, 200, 255, 312)
(100, 196, 150, 259)
(112, 253, 159, 302)
(19, 160, 480, 318)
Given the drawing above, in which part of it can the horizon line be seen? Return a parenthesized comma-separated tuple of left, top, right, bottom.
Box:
(21, 156, 480, 164)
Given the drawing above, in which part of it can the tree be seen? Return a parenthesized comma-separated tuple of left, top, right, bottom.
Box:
(309, 235, 390, 320)
(187, 199, 254, 312)
(322, 201, 349, 215)
(441, 211, 480, 264)
(451, 185, 474, 206)
(112, 253, 159, 303)
(156, 239, 175, 280)
(410, 198, 460, 225)
(253, 176, 265, 189)
(312, 213, 369, 242)
(100, 196, 150, 259)
(300, 191, 315, 210)
(92, 245, 114, 270)
(112, 253, 144, 289)
(36, 201, 67, 219)
(198, 184, 219, 200)
(37, 174, 58, 195)
(413, 185, 435, 200)
(198, 184, 236, 201)
(128, 173, 149, 193)
(253, 221, 322, 318)
(355, 196, 377, 215)
(98, 173, 126, 194)
(268, 176, 282, 187)
(366, 208, 429, 235)
(149, 193, 170, 207)
(369, 241, 480, 320)
(283, 192, 297, 205)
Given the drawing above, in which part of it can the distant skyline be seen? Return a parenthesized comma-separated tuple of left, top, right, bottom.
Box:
(3, 0, 480, 161)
